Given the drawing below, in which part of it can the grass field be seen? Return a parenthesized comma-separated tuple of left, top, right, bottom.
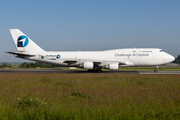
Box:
(0, 73, 180, 120)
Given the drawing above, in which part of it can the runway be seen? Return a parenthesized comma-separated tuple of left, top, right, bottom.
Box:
(0, 69, 180, 74)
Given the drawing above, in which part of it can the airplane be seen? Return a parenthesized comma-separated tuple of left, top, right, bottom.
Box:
(6, 29, 175, 72)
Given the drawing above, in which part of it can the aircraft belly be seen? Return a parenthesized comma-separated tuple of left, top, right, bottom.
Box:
(129, 57, 152, 66)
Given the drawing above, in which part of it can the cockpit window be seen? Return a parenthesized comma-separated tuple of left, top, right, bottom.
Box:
(160, 49, 164, 52)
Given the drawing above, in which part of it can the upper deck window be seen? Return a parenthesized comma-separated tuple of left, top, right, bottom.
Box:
(142, 51, 152, 52)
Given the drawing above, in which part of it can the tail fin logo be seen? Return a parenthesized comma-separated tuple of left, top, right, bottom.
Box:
(17, 35, 29, 47)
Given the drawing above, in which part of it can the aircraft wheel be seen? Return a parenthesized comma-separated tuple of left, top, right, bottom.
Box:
(154, 69, 158, 73)
(98, 69, 102, 72)
(94, 69, 102, 73)
(87, 69, 94, 72)
(96, 67, 102, 73)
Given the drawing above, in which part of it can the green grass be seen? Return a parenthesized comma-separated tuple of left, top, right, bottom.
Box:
(0, 73, 180, 119)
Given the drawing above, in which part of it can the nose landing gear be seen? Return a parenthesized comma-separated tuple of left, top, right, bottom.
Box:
(154, 66, 159, 73)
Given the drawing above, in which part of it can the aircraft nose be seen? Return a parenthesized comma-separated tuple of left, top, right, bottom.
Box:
(165, 54, 175, 63)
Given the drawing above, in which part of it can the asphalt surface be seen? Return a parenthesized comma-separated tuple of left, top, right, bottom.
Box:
(0, 69, 180, 74)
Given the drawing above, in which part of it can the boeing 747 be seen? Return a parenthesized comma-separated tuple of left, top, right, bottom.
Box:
(6, 29, 175, 72)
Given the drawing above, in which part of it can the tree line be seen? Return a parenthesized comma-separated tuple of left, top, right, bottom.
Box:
(19, 62, 57, 68)
(0, 62, 57, 68)
(174, 55, 180, 63)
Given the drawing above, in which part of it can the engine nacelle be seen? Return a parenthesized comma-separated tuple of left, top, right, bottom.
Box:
(109, 64, 119, 70)
(103, 63, 119, 70)
(83, 62, 94, 69)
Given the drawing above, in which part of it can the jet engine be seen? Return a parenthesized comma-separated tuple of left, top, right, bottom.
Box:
(77, 62, 94, 69)
(109, 64, 119, 70)
(83, 62, 94, 69)
(103, 63, 119, 70)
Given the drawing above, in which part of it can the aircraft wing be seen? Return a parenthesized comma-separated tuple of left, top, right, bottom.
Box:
(62, 59, 134, 66)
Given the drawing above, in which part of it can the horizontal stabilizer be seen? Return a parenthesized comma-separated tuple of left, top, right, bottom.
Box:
(6, 52, 35, 57)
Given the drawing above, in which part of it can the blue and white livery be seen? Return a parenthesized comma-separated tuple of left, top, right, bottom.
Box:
(7, 29, 175, 72)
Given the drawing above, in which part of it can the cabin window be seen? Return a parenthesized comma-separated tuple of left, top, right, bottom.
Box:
(142, 51, 152, 52)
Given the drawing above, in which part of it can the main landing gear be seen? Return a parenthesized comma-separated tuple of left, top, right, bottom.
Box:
(154, 66, 159, 73)
(87, 69, 102, 72)
(88, 66, 102, 73)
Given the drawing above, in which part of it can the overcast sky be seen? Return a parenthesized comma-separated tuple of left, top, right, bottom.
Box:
(0, 0, 180, 62)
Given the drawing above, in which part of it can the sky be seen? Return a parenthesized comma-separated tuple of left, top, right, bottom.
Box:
(0, 0, 180, 62)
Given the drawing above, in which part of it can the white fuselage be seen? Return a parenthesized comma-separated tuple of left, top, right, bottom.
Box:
(8, 29, 175, 71)
(26, 48, 175, 67)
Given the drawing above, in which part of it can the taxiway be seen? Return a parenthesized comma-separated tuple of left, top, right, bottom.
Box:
(0, 69, 179, 74)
